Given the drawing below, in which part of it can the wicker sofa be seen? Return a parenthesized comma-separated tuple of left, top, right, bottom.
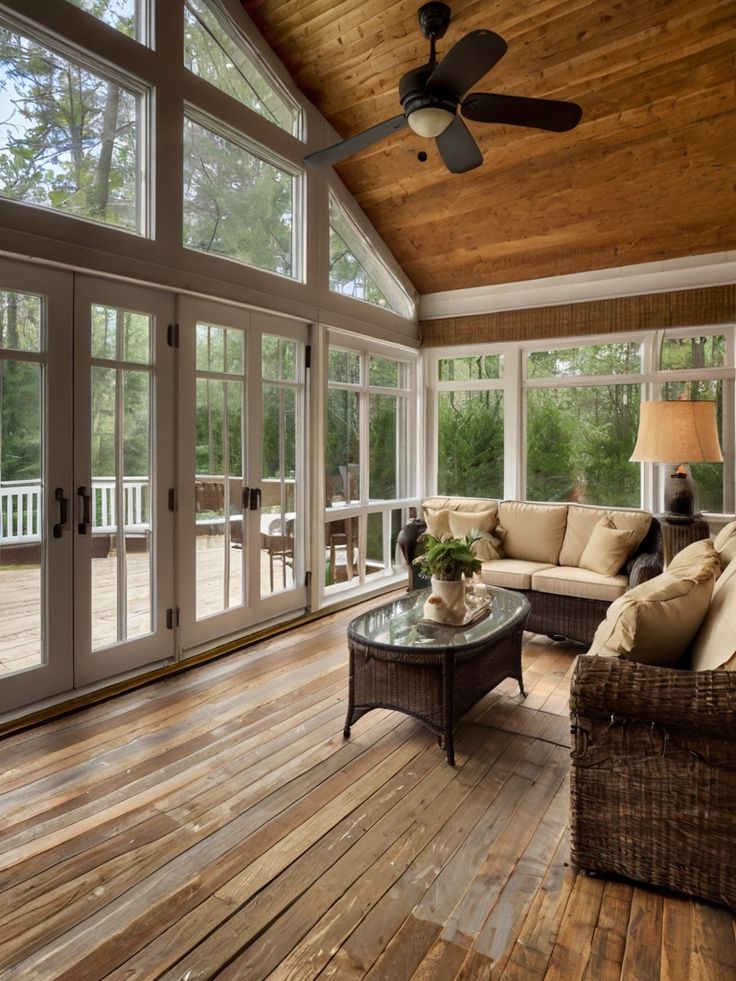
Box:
(399, 497, 663, 646)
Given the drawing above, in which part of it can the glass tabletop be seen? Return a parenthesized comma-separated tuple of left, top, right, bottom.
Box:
(348, 585, 529, 654)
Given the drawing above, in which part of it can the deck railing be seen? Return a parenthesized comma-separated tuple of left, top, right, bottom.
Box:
(1, 477, 296, 543)
(0, 478, 150, 543)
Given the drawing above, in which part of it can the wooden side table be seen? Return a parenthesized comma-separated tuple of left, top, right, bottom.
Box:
(656, 514, 710, 566)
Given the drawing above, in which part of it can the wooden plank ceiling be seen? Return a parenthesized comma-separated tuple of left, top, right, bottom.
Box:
(245, 0, 736, 295)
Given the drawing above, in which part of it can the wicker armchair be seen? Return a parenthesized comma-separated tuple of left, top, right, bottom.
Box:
(570, 654, 736, 909)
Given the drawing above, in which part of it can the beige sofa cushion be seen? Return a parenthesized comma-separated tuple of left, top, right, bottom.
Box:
(579, 517, 637, 577)
(447, 508, 498, 537)
(690, 557, 736, 671)
(480, 559, 554, 591)
(498, 502, 568, 564)
(714, 519, 736, 571)
(588, 569, 716, 667)
(532, 566, 628, 603)
(558, 504, 651, 567)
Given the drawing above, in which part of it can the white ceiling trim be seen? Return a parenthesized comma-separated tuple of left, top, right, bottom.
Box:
(419, 252, 736, 321)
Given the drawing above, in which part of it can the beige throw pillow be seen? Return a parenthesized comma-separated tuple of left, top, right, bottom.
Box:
(588, 571, 716, 667)
(690, 556, 736, 671)
(423, 507, 451, 539)
(579, 517, 636, 577)
(667, 537, 721, 580)
(447, 508, 497, 537)
(472, 529, 506, 561)
(559, 505, 651, 567)
(714, 519, 736, 571)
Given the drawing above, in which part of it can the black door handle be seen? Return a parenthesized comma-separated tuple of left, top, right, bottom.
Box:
(77, 485, 91, 534)
(249, 487, 262, 511)
(53, 487, 68, 538)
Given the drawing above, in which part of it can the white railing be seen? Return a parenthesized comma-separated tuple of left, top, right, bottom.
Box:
(0, 479, 42, 543)
(0, 477, 150, 543)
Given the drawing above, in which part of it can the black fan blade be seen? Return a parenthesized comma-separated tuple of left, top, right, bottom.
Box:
(462, 92, 582, 132)
(426, 31, 507, 99)
(436, 116, 483, 174)
(303, 114, 408, 170)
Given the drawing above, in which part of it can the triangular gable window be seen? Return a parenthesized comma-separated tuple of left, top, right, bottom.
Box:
(329, 194, 414, 320)
(184, 0, 301, 138)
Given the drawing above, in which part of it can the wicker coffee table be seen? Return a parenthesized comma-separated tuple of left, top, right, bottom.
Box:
(344, 585, 530, 765)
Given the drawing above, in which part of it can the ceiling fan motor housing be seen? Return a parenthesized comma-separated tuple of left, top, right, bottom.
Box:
(399, 63, 457, 119)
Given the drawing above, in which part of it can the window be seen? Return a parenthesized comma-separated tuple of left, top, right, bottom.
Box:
(655, 331, 731, 514)
(65, 0, 150, 44)
(0, 21, 145, 233)
(328, 193, 414, 319)
(183, 112, 301, 279)
(184, 0, 301, 138)
(435, 354, 505, 498)
(324, 338, 417, 595)
(429, 329, 735, 516)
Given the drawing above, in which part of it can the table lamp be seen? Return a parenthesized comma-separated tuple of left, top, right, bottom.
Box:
(630, 400, 723, 523)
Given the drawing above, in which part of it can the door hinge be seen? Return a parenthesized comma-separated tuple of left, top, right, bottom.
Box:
(304, 344, 311, 370)
(167, 323, 180, 348)
(166, 608, 180, 629)
(305, 570, 312, 589)
(168, 488, 176, 511)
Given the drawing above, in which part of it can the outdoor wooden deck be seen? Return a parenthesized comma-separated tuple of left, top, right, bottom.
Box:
(0, 538, 296, 676)
(0, 599, 733, 979)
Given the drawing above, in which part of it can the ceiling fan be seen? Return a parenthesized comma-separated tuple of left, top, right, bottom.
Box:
(304, 2, 583, 174)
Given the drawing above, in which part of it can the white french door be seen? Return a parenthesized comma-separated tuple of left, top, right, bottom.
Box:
(0, 267, 176, 714)
(177, 298, 308, 654)
(73, 276, 176, 686)
(0, 259, 73, 713)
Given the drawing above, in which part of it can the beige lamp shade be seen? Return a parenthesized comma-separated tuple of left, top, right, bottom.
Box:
(630, 400, 723, 463)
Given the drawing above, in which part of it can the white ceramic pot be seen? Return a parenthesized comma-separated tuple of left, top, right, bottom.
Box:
(423, 577, 467, 625)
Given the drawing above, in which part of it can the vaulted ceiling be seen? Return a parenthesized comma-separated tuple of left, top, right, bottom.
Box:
(245, 0, 736, 295)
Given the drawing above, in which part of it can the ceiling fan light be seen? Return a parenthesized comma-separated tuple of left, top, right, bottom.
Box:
(407, 106, 454, 138)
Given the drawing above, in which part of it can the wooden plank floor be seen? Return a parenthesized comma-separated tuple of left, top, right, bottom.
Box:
(0, 597, 734, 979)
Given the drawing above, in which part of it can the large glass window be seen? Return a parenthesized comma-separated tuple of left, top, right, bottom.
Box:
(656, 332, 729, 514)
(324, 339, 416, 596)
(183, 113, 300, 279)
(66, 0, 149, 44)
(0, 22, 144, 232)
(329, 193, 414, 319)
(184, 0, 301, 138)
(438, 390, 504, 498)
(526, 384, 641, 506)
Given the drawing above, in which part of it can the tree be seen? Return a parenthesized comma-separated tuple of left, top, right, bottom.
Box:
(0, 21, 138, 229)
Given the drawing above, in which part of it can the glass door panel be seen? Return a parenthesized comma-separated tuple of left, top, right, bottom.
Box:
(74, 278, 175, 687)
(0, 261, 73, 714)
(179, 301, 308, 654)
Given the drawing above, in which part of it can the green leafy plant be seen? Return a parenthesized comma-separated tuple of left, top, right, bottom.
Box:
(413, 533, 481, 581)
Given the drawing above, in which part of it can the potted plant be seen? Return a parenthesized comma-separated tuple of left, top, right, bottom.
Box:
(413, 532, 482, 624)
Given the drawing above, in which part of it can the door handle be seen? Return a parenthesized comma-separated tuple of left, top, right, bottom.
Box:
(249, 487, 262, 511)
(77, 485, 91, 534)
(53, 487, 68, 538)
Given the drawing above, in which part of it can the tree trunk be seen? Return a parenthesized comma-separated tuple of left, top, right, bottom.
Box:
(93, 82, 121, 217)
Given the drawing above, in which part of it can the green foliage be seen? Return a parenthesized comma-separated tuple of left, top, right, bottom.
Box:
(437, 390, 503, 498)
(0, 24, 139, 229)
(413, 532, 481, 582)
(183, 116, 294, 276)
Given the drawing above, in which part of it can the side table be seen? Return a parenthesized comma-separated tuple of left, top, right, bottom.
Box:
(656, 514, 710, 566)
